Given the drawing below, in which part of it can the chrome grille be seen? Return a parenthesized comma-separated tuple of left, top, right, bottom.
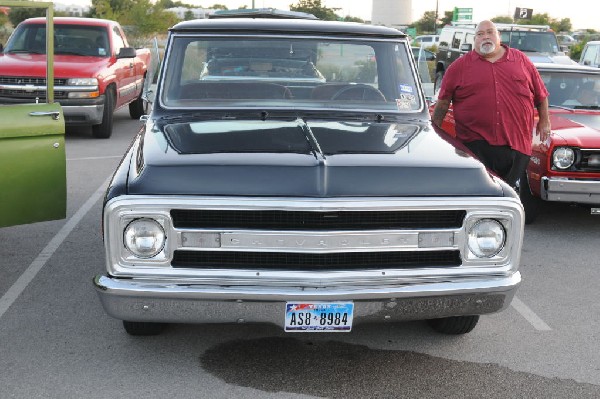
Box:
(0, 76, 68, 85)
(172, 250, 461, 269)
(170, 209, 466, 230)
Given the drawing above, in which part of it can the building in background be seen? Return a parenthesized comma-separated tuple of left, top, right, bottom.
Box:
(371, 0, 412, 29)
(54, 3, 90, 17)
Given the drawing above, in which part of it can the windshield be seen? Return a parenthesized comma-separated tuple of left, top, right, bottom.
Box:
(161, 35, 422, 113)
(539, 70, 600, 108)
(500, 31, 559, 53)
(5, 23, 110, 57)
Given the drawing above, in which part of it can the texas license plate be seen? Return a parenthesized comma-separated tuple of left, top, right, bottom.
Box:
(285, 302, 354, 332)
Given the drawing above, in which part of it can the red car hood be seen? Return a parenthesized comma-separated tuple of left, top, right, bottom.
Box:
(549, 110, 600, 147)
(0, 53, 109, 78)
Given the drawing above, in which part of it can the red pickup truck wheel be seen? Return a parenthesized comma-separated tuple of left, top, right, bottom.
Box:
(92, 88, 115, 139)
(129, 77, 147, 119)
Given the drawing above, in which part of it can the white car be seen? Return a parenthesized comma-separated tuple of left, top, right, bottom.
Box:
(579, 41, 600, 68)
(413, 35, 439, 47)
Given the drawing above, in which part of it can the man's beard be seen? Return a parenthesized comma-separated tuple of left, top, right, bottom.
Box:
(479, 41, 496, 55)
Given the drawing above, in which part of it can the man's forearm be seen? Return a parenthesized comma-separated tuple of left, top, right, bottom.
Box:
(432, 99, 450, 127)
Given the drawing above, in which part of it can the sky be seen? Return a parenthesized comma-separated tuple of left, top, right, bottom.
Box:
(56, 0, 599, 31)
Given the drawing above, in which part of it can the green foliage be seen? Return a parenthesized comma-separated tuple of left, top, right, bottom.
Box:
(569, 40, 587, 61)
(289, 0, 340, 21)
(409, 11, 437, 35)
(343, 15, 364, 23)
(210, 4, 228, 10)
(492, 16, 513, 24)
(440, 11, 453, 27)
(7, 2, 45, 26)
(90, 0, 178, 39)
(513, 13, 572, 33)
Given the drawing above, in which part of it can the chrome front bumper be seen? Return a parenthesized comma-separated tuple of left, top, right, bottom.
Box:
(62, 104, 104, 125)
(542, 177, 600, 204)
(93, 272, 521, 327)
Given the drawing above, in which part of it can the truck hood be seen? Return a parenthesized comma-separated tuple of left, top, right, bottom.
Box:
(523, 51, 576, 65)
(126, 119, 504, 197)
(0, 53, 109, 78)
(550, 111, 600, 147)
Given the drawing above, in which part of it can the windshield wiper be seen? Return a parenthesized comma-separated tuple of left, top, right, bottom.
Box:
(5, 49, 45, 54)
(549, 104, 574, 111)
(574, 105, 600, 110)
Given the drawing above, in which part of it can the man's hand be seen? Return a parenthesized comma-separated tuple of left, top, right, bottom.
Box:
(537, 117, 551, 141)
(432, 99, 450, 128)
(536, 97, 551, 141)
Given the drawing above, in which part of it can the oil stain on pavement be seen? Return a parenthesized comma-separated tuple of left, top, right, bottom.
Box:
(201, 336, 600, 398)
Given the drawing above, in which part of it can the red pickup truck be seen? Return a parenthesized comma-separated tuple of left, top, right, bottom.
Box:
(0, 17, 150, 138)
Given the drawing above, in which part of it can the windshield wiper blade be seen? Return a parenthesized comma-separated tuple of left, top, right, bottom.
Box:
(574, 105, 600, 110)
(549, 104, 574, 111)
(6, 49, 45, 54)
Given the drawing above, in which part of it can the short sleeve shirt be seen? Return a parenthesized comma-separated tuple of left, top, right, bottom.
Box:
(438, 45, 548, 155)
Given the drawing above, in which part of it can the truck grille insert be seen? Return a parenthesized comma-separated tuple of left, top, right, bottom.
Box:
(170, 209, 466, 230)
(172, 250, 461, 269)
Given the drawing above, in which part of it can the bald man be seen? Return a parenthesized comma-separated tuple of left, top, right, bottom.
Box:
(432, 20, 550, 187)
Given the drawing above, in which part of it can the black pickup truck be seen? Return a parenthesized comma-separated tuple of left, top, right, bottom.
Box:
(93, 18, 525, 336)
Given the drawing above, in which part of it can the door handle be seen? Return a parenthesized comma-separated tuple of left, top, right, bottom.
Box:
(29, 111, 60, 120)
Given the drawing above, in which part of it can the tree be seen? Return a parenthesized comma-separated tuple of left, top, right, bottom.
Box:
(410, 11, 437, 35)
(491, 16, 513, 24)
(440, 11, 453, 27)
(7, 0, 45, 26)
(90, 0, 177, 40)
(516, 13, 571, 33)
(210, 4, 228, 10)
(343, 15, 364, 23)
(289, 0, 339, 21)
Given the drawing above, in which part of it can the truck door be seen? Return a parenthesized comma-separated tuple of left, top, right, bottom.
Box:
(0, 1, 66, 228)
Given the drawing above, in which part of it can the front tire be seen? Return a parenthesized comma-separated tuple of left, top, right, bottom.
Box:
(519, 172, 540, 224)
(92, 88, 115, 139)
(122, 320, 166, 336)
(427, 315, 479, 334)
(129, 77, 147, 119)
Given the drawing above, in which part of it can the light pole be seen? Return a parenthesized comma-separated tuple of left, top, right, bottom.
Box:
(434, 0, 439, 34)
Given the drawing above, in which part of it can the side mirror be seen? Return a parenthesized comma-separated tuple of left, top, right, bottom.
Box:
(460, 43, 472, 52)
(583, 60, 590, 66)
(116, 47, 136, 59)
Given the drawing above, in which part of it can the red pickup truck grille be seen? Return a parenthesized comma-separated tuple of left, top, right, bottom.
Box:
(0, 76, 68, 85)
(0, 76, 69, 100)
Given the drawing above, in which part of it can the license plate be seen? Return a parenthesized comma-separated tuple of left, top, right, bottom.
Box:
(285, 302, 354, 332)
(592, 208, 600, 215)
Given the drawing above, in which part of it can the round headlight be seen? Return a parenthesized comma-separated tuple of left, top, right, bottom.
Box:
(124, 218, 166, 258)
(552, 147, 575, 170)
(467, 219, 505, 258)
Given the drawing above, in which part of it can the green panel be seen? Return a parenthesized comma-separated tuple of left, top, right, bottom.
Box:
(0, 104, 66, 227)
(0, 104, 65, 139)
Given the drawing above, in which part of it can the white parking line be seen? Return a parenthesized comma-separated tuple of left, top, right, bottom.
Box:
(67, 155, 123, 161)
(0, 177, 110, 321)
(511, 296, 552, 331)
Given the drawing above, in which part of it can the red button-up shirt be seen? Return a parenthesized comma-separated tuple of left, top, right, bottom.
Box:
(438, 45, 548, 155)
